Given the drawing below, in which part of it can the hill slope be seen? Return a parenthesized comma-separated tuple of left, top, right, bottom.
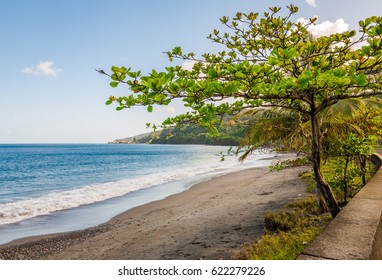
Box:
(109, 123, 245, 146)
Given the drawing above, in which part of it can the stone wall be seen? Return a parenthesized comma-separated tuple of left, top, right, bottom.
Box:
(299, 154, 382, 260)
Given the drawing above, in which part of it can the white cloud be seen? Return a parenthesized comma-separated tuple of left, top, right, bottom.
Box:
(306, 0, 317, 7)
(21, 67, 39, 75)
(21, 61, 62, 77)
(157, 106, 176, 115)
(181, 60, 197, 71)
(297, 17, 349, 38)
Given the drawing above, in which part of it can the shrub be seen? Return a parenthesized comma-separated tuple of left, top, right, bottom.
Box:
(232, 196, 331, 260)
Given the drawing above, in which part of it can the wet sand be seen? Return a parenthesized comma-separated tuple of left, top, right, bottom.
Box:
(0, 164, 309, 260)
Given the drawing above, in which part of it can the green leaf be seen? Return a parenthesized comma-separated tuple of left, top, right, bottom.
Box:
(356, 73, 368, 86)
(183, 97, 195, 104)
(169, 82, 180, 92)
(268, 56, 278, 66)
(147, 105, 153, 112)
(172, 46, 182, 56)
(154, 94, 167, 103)
(127, 72, 137, 78)
(349, 30, 356, 37)
(376, 25, 382, 36)
(235, 71, 247, 79)
(299, 78, 309, 88)
(208, 68, 218, 79)
(105, 99, 113, 105)
(220, 16, 229, 24)
(110, 82, 119, 88)
(147, 92, 157, 99)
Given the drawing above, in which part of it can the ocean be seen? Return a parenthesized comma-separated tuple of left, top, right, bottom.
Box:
(0, 144, 274, 244)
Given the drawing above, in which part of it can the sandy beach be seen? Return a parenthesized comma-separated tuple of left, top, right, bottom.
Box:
(0, 164, 310, 260)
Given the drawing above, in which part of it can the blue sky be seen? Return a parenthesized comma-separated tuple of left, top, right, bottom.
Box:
(1, 0, 381, 143)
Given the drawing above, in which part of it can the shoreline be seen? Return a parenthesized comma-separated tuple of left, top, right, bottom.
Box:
(0, 163, 310, 260)
(0, 148, 281, 238)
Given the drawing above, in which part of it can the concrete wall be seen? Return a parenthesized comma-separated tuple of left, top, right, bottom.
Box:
(299, 154, 382, 260)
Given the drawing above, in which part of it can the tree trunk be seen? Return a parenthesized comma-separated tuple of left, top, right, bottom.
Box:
(316, 187, 329, 213)
(343, 155, 349, 205)
(360, 155, 367, 186)
(310, 113, 341, 218)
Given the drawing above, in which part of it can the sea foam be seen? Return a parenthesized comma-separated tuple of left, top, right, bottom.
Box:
(0, 152, 272, 225)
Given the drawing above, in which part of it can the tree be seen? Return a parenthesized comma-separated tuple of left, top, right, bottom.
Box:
(321, 98, 382, 163)
(340, 134, 376, 203)
(235, 107, 310, 159)
(236, 97, 382, 161)
(98, 5, 382, 217)
(237, 98, 382, 208)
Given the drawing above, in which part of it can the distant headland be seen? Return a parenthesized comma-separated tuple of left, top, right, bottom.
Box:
(108, 124, 245, 146)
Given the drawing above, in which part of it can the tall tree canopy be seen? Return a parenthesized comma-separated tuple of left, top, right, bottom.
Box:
(99, 5, 382, 217)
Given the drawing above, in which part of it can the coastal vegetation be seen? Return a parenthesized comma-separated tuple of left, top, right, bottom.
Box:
(109, 121, 245, 145)
(274, 156, 379, 205)
(99, 4, 382, 218)
(240, 98, 382, 208)
(234, 153, 379, 260)
(232, 196, 331, 260)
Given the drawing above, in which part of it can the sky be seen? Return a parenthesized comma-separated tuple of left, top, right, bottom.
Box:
(1, 0, 382, 143)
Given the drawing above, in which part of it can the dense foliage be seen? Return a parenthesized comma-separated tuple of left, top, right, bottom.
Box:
(99, 5, 382, 217)
(111, 122, 245, 146)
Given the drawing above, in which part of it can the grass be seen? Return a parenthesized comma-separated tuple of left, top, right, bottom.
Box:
(269, 157, 309, 171)
(232, 196, 331, 260)
(299, 171, 316, 193)
(235, 155, 379, 260)
(297, 157, 376, 203)
(233, 230, 320, 260)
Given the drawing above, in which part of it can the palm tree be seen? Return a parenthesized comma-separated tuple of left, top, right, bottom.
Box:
(236, 107, 310, 161)
(236, 97, 382, 211)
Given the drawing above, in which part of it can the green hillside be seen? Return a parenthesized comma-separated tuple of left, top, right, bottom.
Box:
(109, 123, 245, 146)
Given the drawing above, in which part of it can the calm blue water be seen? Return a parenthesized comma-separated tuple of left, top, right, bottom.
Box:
(0, 144, 273, 244)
